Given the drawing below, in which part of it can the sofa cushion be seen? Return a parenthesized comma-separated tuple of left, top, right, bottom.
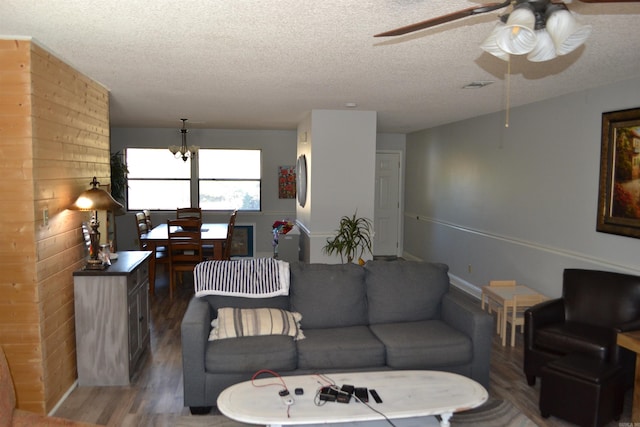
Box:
(296, 326, 385, 369)
(369, 320, 472, 369)
(365, 261, 450, 324)
(289, 262, 367, 329)
(210, 307, 305, 341)
(205, 335, 297, 373)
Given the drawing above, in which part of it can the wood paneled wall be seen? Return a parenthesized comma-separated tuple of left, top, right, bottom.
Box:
(0, 39, 110, 414)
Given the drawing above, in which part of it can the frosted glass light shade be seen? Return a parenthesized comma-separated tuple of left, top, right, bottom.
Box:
(546, 9, 592, 55)
(527, 29, 557, 62)
(496, 7, 537, 55)
(480, 22, 510, 61)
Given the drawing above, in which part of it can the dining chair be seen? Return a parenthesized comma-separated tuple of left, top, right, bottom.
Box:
(136, 212, 169, 288)
(142, 208, 153, 228)
(506, 293, 546, 347)
(134, 212, 150, 250)
(484, 280, 516, 334)
(221, 209, 238, 260)
(167, 218, 203, 299)
(176, 207, 202, 220)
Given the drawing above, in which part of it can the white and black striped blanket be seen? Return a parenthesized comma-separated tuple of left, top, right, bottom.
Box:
(194, 258, 290, 298)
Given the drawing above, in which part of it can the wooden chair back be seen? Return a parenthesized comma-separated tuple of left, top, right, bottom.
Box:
(142, 209, 153, 228)
(507, 293, 547, 347)
(135, 212, 150, 250)
(176, 207, 202, 220)
(221, 209, 238, 260)
(489, 280, 516, 287)
(167, 218, 203, 299)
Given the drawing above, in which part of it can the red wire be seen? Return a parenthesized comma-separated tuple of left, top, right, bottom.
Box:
(251, 369, 292, 418)
(251, 369, 288, 389)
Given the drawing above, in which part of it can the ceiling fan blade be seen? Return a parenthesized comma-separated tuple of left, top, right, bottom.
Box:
(374, 1, 511, 37)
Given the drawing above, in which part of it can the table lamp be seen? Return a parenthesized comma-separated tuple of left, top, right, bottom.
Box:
(69, 177, 125, 269)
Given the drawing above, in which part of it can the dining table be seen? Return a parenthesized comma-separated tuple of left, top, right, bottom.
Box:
(140, 222, 228, 295)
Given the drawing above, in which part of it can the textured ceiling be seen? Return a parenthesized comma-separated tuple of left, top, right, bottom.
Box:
(1, 0, 640, 133)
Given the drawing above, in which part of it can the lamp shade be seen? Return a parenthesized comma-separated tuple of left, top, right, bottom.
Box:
(545, 7, 592, 55)
(527, 28, 557, 62)
(69, 177, 125, 213)
(496, 6, 537, 55)
(480, 22, 510, 61)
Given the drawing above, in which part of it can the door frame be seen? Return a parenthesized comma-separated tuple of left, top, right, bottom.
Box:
(374, 150, 403, 257)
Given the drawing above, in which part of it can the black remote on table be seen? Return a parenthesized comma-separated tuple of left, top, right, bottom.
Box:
(369, 389, 382, 403)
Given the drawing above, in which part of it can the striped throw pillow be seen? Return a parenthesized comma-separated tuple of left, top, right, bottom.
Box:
(209, 307, 304, 341)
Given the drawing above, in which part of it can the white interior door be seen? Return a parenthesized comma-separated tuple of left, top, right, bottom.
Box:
(374, 152, 401, 256)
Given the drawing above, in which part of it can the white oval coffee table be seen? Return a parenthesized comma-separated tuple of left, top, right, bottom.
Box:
(217, 370, 488, 427)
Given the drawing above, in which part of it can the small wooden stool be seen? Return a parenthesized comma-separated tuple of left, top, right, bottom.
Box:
(540, 353, 624, 427)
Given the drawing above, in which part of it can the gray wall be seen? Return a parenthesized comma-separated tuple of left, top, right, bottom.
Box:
(110, 127, 297, 256)
(404, 76, 640, 299)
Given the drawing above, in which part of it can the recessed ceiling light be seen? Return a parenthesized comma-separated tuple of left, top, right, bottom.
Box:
(345, 102, 358, 108)
(462, 81, 495, 89)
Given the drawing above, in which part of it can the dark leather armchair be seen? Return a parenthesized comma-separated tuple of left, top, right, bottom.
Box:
(524, 268, 640, 387)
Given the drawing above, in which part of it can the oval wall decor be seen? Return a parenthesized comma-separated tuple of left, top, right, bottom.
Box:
(296, 154, 307, 207)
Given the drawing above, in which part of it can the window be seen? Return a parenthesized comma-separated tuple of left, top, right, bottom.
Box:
(199, 149, 261, 211)
(125, 148, 261, 211)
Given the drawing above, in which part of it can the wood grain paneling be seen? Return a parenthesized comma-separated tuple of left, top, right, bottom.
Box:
(0, 38, 110, 414)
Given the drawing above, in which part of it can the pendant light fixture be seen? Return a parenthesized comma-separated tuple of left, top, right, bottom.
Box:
(169, 118, 199, 161)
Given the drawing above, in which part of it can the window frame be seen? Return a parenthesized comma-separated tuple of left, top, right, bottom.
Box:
(124, 147, 262, 212)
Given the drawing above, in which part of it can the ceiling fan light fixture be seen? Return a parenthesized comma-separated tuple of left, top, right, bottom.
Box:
(496, 5, 537, 55)
(545, 6, 592, 55)
(527, 28, 557, 62)
(480, 22, 510, 61)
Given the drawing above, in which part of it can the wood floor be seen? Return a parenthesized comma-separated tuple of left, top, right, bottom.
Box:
(53, 268, 634, 426)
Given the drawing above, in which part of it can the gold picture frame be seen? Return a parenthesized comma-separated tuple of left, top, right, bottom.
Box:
(596, 107, 640, 238)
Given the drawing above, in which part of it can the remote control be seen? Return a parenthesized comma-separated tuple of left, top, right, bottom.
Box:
(279, 389, 294, 405)
(369, 389, 382, 403)
(355, 387, 368, 402)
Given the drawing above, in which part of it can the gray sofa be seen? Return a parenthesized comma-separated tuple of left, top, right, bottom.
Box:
(181, 260, 493, 413)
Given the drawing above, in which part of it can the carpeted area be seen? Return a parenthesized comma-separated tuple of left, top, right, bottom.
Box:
(449, 398, 537, 426)
(173, 399, 534, 427)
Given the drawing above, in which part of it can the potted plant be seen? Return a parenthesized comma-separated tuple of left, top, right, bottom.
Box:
(323, 212, 373, 265)
(110, 151, 128, 204)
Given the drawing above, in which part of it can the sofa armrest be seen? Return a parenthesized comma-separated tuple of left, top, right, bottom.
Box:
(615, 318, 640, 333)
(441, 292, 493, 389)
(181, 297, 213, 407)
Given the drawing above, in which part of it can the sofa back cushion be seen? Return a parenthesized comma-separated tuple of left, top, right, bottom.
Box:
(199, 295, 290, 322)
(563, 268, 640, 326)
(289, 262, 368, 329)
(365, 261, 450, 324)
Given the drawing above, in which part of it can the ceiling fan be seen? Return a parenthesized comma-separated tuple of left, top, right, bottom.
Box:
(374, 0, 639, 62)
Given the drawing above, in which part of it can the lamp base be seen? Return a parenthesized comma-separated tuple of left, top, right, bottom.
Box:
(84, 259, 107, 271)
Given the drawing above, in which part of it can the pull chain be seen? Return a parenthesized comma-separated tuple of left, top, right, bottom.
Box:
(505, 56, 511, 128)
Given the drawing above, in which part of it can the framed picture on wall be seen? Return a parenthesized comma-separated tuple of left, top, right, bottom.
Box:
(596, 107, 640, 238)
(278, 166, 296, 199)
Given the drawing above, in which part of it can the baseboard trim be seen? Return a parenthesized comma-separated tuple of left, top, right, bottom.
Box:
(49, 380, 78, 416)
